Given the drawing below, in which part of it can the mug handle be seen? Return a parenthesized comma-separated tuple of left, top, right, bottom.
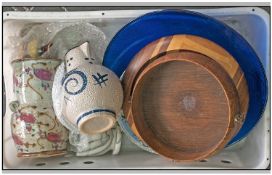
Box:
(9, 101, 20, 112)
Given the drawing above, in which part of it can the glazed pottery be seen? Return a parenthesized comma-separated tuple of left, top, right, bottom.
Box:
(130, 51, 246, 161)
(50, 35, 123, 155)
(61, 64, 123, 135)
(117, 114, 156, 154)
(103, 10, 267, 145)
(10, 103, 68, 157)
(11, 58, 68, 157)
(53, 62, 123, 156)
(11, 59, 61, 107)
(68, 124, 122, 156)
(65, 42, 101, 72)
(53, 42, 101, 133)
(52, 62, 79, 133)
(122, 35, 249, 143)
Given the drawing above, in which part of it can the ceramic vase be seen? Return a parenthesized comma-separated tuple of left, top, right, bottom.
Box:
(10, 103, 68, 157)
(10, 58, 69, 157)
(61, 64, 123, 135)
(11, 59, 61, 107)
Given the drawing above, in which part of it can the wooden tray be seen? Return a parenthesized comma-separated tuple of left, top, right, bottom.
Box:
(122, 35, 249, 143)
(132, 51, 246, 161)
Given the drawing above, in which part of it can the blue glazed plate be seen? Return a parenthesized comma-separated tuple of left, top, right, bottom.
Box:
(104, 10, 268, 146)
(117, 113, 156, 154)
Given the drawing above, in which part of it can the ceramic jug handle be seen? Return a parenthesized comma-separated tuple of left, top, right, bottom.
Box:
(9, 101, 20, 112)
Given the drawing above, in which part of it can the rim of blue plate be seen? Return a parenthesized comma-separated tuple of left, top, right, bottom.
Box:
(103, 9, 268, 146)
(117, 114, 156, 154)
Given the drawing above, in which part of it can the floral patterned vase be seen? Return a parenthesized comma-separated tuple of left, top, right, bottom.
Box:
(11, 59, 60, 107)
(10, 104, 68, 157)
(10, 58, 68, 157)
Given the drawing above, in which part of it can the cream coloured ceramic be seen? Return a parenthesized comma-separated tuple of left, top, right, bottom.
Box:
(10, 103, 68, 157)
(65, 42, 101, 71)
(68, 124, 122, 156)
(52, 42, 103, 133)
(11, 59, 61, 106)
(61, 64, 123, 135)
(53, 63, 123, 156)
(52, 62, 78, 132)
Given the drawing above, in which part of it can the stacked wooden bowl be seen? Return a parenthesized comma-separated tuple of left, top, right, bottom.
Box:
(122, 35, 249, 161)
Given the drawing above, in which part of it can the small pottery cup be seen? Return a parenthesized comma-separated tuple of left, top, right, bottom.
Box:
(61, 64, 123, 135)
(10, 102, 69, 158)
(11, 59, 61, 106)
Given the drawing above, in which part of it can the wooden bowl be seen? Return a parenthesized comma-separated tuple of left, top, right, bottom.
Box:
(122, 35, 249, 144)
(131, 51, 244, 161)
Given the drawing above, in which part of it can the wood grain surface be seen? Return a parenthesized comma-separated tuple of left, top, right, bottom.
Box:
(131, 51, 243, 161)
(122, 35, 249, 146)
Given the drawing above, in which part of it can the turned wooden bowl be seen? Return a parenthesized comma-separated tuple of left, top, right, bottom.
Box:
(122, 35, 249, 161)
(122, 35, 249, 140)
(131, 51, 244, 161)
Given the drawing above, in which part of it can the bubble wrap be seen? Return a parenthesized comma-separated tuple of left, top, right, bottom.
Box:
(40, 23, 108, 63)
(8, 22, 75, 61)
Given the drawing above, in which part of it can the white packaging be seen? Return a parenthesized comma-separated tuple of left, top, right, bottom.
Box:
(3, 7, 270, 169)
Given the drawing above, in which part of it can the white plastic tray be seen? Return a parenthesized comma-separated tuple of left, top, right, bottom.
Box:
(3, 7, 270, 169)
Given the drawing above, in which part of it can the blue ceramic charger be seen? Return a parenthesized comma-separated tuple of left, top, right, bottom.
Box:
(103, 10, 268, 146)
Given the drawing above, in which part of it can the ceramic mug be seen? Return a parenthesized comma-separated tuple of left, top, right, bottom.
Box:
(10, 102, 69, 158)
(61, 64, 123, 135)
(11, 59, 61, 106)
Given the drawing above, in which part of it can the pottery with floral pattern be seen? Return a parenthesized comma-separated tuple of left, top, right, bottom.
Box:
(10, 103, 69, 157)
(10, 58, 68, 157)
(11, 59, 61, 107)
